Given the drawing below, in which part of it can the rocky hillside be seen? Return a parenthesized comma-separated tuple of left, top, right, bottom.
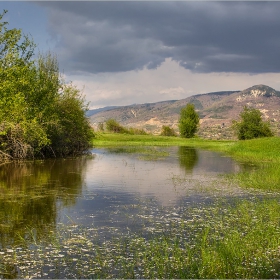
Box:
(89, 85, 280, 139)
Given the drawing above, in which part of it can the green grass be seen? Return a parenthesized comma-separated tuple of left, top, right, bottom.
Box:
(93, 132, 234, 151)
(223, 137, 280, 163)
(223, 137, 280, 190)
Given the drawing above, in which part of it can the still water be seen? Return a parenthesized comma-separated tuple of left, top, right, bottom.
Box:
(0, 146, 249, 249)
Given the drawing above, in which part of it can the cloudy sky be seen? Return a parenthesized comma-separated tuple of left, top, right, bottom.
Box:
(2, 1, 280, 109)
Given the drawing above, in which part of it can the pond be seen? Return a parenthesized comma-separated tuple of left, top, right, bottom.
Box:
(0, 146, 275, 278)
(59, 146, 248, 223)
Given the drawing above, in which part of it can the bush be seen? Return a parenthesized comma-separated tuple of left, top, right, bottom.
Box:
(105, 119, 148, 135)
(105, 119, 128, 134)
(47, 84, 95, 157)
(128, 127, 148, 135)
(179, 104, 200, 138)
(232, 106, 273, 140)
(160, 126, 177, 136)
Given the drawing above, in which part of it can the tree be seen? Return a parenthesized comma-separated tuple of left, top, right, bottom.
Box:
(0, 11, 94, 160)
(178, 104, 200, 138)
(0, 10, 48, 159)
(232, 106, 273, 140)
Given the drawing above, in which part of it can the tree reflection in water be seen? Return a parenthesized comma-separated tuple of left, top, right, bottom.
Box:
(178, 146, 198, 173)
(0, 157, 91, 248)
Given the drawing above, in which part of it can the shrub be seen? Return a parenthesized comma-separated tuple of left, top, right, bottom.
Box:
(47, 84, 95, 157)
(232, 106, 273, 140)
(160, 126, 177, 136)
(128, 127, 148, 135)
(105, 119, 128, 134)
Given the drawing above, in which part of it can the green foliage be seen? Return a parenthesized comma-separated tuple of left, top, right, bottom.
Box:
(160, 125, 177, 136)
(0, 11, 94, 160)
(105, 119, 147, 135)
(179, 104, 200, 138)
(47, 84, 94, 157)
(232, 106, 273, 140)
(128, 127, 148, 135)
(105, 119, 128, 134)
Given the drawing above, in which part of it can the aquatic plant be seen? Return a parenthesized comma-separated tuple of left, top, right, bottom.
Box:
(1, 198, 280, 279)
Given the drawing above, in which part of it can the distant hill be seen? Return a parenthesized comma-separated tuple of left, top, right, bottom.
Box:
(89, 85, 280, 139)
(86, 106, 120, 117)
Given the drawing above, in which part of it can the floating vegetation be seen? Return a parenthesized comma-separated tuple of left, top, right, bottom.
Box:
(1, 197, 280, 279)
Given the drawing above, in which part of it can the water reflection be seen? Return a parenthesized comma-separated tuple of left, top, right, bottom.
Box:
(178, 147, 198, 172)
(0, 157, 90, 248)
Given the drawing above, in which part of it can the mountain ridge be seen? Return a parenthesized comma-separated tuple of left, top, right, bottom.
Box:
(89, 84, 280, 139)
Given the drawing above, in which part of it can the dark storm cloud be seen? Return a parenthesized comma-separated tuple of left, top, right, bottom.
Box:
(37, 1, 280, 74)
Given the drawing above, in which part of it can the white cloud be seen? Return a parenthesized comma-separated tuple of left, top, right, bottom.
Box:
(67, 58, 280, 109)
(159, 87, 185, 95)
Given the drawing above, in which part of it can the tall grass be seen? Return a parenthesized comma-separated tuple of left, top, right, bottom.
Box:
(226, 137, 280, 163)
(225, 137, 280, 190)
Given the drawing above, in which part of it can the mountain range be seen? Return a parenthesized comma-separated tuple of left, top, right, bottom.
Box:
(89, 84, 280, 139)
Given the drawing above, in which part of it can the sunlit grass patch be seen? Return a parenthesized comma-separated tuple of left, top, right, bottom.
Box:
(93, 132, 234, 151)
(226, 136, 280, 163)
(232, 162, 280, 190)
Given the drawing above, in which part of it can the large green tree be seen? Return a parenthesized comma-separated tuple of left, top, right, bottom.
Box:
(0, 10, 94, 160)
(178, 104, 200, 138)
(232, 106, 273, 140)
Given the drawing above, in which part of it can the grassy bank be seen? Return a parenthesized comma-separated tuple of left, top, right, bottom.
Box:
(93, 132, 234, 150)
(93, 133, 280, 162)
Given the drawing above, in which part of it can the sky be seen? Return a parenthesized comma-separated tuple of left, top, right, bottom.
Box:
(2, 1, 280, 109)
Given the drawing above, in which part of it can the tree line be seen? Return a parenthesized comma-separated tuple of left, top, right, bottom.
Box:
(99, 102, 274, 140)
(0, 10, 94, 161)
